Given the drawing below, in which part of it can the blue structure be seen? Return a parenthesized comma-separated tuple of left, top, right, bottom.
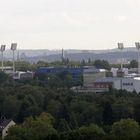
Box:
(36, 67, 83, 81)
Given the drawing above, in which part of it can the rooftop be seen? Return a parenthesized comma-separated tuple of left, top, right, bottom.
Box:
(0, 119, 12, 132)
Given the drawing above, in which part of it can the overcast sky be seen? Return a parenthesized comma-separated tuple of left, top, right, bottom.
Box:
(0, 0, 140, 50)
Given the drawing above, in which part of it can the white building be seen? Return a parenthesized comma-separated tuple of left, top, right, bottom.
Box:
(113, 77, 134, 92)
(111, 68, 128, 77)
(96, 76, 140, 93)
(12, 71, 34, 80)
(133, 77, 140, 93)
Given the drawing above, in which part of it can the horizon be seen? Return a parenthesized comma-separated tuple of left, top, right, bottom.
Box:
(2, 46, 138, 51)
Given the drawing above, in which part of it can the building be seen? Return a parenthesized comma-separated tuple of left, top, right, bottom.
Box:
(36, 67, 83, 81)
(12, 71, 34, 80)
(128, 68, 139, 74)
(6, 71, 34, 80)
(0, 118, 15, 139)
(93, 77, 116, 92)
(0, 66, 13, 73)
(109, 68, 129, 77)
(83, 66, 106, 87)
(113, 77, 134, 92)
(94, 76, 140, 93)
(36, 66, 140, 93)
(92, 67, 140, 93)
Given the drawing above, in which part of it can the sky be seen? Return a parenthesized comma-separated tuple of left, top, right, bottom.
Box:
(0, 0, 140, 50)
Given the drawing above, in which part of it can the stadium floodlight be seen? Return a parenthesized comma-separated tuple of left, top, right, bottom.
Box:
(0, 45, 6, 52)
(11, 43, 17, 72)
(11, 43, 17, 51)
(135, 42, 140, 74)
(118, 43, 124, 50)
(135, 42, 140, 50)
(118, 43, 124, 70)
(0, 45, 6, 71)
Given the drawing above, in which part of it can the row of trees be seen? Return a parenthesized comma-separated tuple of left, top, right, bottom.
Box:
(0, 59, 111, 71)
(5, 114, 140, 140)
(1, 59, 138, 71)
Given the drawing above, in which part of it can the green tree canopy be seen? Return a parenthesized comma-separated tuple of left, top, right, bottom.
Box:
(111, 118, 140, 140)
(6, 112, 57, 140)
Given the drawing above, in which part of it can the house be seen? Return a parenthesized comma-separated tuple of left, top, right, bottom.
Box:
(0, 118, 15, 139)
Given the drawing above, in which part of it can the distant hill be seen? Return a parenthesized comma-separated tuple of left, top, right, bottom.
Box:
(2, 47, 138, 64)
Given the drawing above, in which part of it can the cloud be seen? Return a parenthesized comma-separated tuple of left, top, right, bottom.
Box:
(113, 16, 128, 22)
(62, 13, 87, 25)
(125, 0, 140, 8)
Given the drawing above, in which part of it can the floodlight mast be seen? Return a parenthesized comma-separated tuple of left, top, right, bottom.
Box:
(118, 43, 124, 70)
(11, 43, 17, 72)
(0, 45, 6, 72)
(135, 42, 140, 75)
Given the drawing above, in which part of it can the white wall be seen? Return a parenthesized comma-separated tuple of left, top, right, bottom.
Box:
(134, 78, 140, 93)
(121, 78, 134, 92)
(111, 68, 118, 77)
(113, 79, 121, 90)
(113, 78, 135, 92)
(2, 120, 15, 139)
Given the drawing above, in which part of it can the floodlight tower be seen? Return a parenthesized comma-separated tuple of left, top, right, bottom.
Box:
(118, 43, 124, 70)
(0, 45, 6, 71)
(135, 42, 140, 75)
(11, 43, 17, 72)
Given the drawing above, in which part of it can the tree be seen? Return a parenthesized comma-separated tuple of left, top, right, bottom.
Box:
(5, 126, 25, 140)
(6, 112, 57, 140)
(134, 99, 140, 123)
(58, 119, 71, 132)
(102, 101, 113, 125)
(2, 96, 21, 119)
(36, 60, 48, 67)
(0, 72, 10, 84)
(111, 119, 140, 140)
(129, 60, 138, 68)
(112, 103, 133, 122)
(94, 60, 110, 70)
(15, 61, 33, 71)
(47, 99, 63, 119)
(78, 124, 105, 139)
(88, 58, 92, 64)
(81, 59, 86, 66)
(60, 124, 105, 140)
(68, 112, 78, 129)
